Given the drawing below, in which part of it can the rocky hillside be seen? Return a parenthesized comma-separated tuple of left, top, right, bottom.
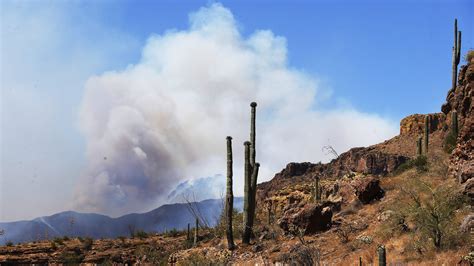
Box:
(1, 55, 472, 265)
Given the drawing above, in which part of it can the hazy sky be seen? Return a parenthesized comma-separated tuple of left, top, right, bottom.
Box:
(1, 0, 472, 222)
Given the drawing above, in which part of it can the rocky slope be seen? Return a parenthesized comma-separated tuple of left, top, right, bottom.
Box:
(1, 55, 472, 265)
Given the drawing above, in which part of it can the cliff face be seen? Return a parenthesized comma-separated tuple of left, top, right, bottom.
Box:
(444, 60, 474, 184)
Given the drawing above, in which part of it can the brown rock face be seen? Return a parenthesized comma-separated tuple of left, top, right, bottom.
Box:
(278, 162, 318, 178)
(444, 61, 474, 184)
(327, 147, 409, 177)
(462, 178, 474, 200)
(460, 214, 474, 233)
(399, 113, 446, 136)
(353, 177, 385, 204)
(278, 203, 332, 235)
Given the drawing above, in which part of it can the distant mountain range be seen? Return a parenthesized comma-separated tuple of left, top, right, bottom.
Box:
(0, 197, 243, 245)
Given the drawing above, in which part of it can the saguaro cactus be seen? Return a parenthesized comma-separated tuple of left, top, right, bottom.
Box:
(424, 115, 430, 154)
(187, 223, 190, 241)
(377, 245, 386, 266)
(249, 162, 260, 227)
(314, 175, 321, 203)
(242, 141, 252, 244)
(225, 136, 235, 250)
(250, 102, 257, 167)
(267, 200, 273, 225)
(451, 110, 458, 137)
(416, 136, 422, 156)
(243, 102, 260, 244)
(248, 103, 259, 231)
(452, 19, 462, 91)
(194, 218, 198, 246)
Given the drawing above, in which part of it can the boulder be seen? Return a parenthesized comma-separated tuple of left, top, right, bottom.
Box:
(278, 203, 332, 235)
(462, 178, 474, 200)
(353, 177, 385, 204)
(460, 214, 474, 233)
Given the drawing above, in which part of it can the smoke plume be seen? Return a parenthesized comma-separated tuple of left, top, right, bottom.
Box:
(74, 3, 397, 216)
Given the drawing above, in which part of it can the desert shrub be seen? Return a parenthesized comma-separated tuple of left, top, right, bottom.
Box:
(443, 130, 457, 154)
(376, 210, 408, 241)
(389, 178, 467, 250)
(77, 236, 84, 242)
(335, 226, 350, 244)
(214, 208, 243, 239)
(134, 230, 148, 239)
(134, 245, 170, 265)
(117, 236, 126, 242)
(53, 237, 64, 245)
(276, 244, 320, 266)
(393, 155, 428, 174)
(164, 228, 180, 237)
(62, 236, 70, 241)
(59, 249, 84, 264)
(5, 241, 13, 247)
(82, 237, 93, 250)
(176, 251, 229, 266)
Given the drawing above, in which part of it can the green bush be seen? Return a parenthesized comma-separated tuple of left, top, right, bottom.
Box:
(443, 131, 457, 154)
(134, 245, 170, 264)
(214, 208, 243, 239)
(5, 241, 13, 247)
(164, 228, 180, 237)
(393, 155, 428, 174)
(134, 230, 148, 239)
(388, 178, 467, 250)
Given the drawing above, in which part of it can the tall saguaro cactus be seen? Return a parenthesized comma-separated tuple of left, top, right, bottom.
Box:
(314, 175, 321, 203)
(242, 141, 252, 244)
(249, 162, 260, 227)
(250, 102, 257, 167)
(424, 116, 430, 154)
(451, 110, 458, 137)
(377, 245, 386, 266)
(225, 136, 235, 250)
(416, 136, 422, 156)
(187, 223, 190, 241)
(194, 218, 198, 246)
(248, 103, 259, 232)
(243, 102, 260, 244)
(452, 19, 462, 91)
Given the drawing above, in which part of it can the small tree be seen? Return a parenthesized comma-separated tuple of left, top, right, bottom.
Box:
(397, 178, 466, 249)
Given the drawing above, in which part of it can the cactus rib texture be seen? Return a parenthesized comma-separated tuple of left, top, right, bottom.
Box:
(225, 136, 235, 250)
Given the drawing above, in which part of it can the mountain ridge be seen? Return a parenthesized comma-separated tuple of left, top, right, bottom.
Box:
(0, 197, 244, 245)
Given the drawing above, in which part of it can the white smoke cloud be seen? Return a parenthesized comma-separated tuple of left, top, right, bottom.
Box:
(74, 3, 397, 216)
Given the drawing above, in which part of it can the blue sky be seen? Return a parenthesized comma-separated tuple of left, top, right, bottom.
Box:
(80, 0, 473, 116)
(1, 0, 472, 221)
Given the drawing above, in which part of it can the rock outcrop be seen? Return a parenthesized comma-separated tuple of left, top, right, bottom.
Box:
(353, 177, 385, 204)
(326, 147, 408, 177)
(278, 203, 333, 235)
(258, 149, 408, 200)
(444, 59, 474, 184)
(400, 113, 446, 136)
